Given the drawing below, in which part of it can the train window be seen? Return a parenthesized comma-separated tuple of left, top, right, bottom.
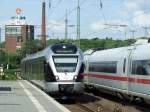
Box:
(89, 61, 117, 73)
(132, 60, 150, 75)
(53, 56, 78, 72)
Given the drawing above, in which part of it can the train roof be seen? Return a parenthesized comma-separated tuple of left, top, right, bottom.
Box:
(21, 43, 80, 62)
(21, 45, 51, 62)
(87, 42, 150, 62)
(84, 39, 150, 56)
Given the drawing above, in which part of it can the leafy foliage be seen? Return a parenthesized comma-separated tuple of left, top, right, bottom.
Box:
(0, 69, 18, 80)
(0, 37, 136, 80)
(17, 39, 40, 58)
(0, 38, 136, 70)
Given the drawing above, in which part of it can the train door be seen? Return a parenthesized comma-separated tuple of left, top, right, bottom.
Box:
(84, 55, 90, 83)
(128, 45, 150, 95)
(117, 49, 130, 91)
(126, 46, 136, 94)
(120, 58, 128, 90)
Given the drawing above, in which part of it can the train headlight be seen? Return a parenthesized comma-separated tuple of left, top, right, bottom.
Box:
(55, 76, 59, 80)
(73, 75, 77, 80)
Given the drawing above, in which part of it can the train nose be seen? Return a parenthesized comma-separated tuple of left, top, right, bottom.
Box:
(59, 84, 74, 93)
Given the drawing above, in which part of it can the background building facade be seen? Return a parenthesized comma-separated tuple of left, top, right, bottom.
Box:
(5, 8, 34, 53)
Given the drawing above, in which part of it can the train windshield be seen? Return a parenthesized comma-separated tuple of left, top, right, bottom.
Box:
(53, 56, 78, 72)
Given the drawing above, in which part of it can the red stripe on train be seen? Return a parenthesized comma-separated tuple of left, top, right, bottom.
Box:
(82, 73, 150, 84)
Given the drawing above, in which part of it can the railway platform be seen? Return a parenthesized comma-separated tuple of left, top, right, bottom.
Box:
(0, 80, 71, 112)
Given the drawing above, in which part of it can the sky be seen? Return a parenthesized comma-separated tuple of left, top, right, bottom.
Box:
(0, 0, 150, 41)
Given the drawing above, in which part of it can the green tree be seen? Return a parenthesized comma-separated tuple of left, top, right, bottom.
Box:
(18, 39, 40, 58)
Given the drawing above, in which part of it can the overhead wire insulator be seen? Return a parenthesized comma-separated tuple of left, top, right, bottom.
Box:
(49, 0, 52, 9)
(100, 0, 103, 9)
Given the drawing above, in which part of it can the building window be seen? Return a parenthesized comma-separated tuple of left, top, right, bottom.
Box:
(89, 61, 117, 73)
(6, 26, 21, 35)
(17, 36, 22, 42)
(132, 60, 150, 75)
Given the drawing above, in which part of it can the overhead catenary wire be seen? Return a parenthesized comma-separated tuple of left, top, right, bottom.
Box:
(46, 0, 88, 35)
(47, 0, 63, 18)
(55, 0, 88, 22)
(45, 0, 150, 40)
(46, 0, 123, 39)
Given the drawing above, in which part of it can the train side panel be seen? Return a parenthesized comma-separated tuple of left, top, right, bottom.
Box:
(84, 47, 130, 93)
(84, 43, 150, 101)
(21, 57, 46, 89)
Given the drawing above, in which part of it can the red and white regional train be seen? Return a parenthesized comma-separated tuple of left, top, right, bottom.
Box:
(83, 39, 150, 103)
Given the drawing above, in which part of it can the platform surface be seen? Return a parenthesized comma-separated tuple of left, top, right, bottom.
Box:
(0, 80, 70, 112)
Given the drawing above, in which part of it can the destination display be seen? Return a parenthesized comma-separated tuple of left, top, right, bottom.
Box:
(51, 44, 77, 54)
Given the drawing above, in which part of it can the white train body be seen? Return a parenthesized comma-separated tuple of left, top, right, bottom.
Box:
(83, 42, 150, 101)
(21, 44, 84, 95)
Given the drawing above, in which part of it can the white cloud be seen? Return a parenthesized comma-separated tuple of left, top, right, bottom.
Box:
(126, 2, 139, 11)
(124, 0, 145, 11)
(122, 1, 150, 28)
(132, 10, 150, 26)
(47, 20, 65, 32)
(90, 20, 128, 32)
(90, 21, 105, 31)
(0, 20, 12, 27)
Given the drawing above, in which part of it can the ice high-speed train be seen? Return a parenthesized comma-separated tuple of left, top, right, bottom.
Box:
(21, 44, 84, 95)
(83, 39, 150, 103)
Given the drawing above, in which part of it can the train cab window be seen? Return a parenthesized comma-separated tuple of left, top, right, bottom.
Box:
(132, 60, 150, 75)
(89, 61, 117, 73)
(53, 56, 78, 72)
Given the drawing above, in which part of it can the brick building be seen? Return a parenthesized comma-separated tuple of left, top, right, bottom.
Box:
(5, 25, 34, 53)
(5, 9, 34, 53)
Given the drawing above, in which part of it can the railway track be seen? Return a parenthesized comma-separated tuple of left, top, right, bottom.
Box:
(62, 92, 150, 112)
(76, 103, 97, 112)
